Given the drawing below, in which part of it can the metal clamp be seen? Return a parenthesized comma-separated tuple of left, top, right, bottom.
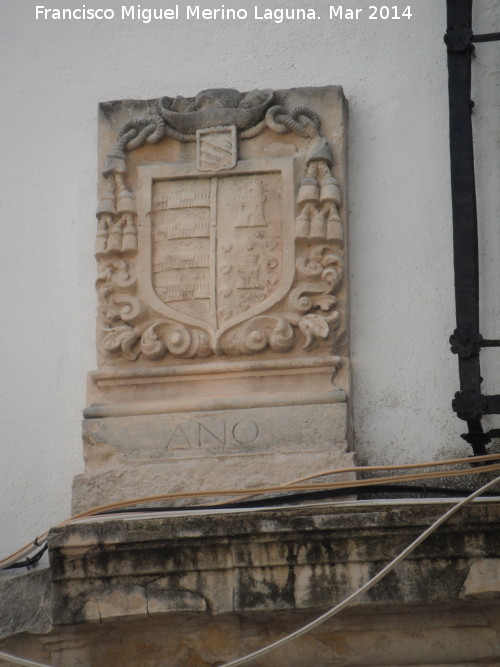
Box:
(449, 328, 483, 358)
(452, 389, 487, 421)
(444, 25, 473, 52)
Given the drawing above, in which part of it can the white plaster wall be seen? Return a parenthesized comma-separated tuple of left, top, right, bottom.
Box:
(0, 1, 498, 555)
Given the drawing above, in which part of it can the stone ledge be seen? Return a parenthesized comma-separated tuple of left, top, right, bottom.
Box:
(1, 501, 499, 666)
(47, 501, 500, 624)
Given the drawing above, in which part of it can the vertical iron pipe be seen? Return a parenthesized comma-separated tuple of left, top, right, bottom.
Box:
(445, 0, 486, 453)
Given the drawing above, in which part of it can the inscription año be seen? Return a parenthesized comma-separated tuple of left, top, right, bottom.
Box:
(165, 419, 260, 449)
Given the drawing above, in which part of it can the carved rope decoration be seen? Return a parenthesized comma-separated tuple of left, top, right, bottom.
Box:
(96, 96, 345, 361)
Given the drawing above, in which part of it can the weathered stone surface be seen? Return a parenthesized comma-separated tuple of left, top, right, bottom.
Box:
(1, 502, 499, 666)
(2, 605, 500, 667)
(0, 568, 51, 640)
(71, 447, 355, 514)
(461, 558, 500, 599)
(49, 502, 500, 625)
(85, 356, 345, 417)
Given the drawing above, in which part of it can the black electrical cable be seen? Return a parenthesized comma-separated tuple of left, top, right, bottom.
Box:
(213, 484, 500, 508)
(92, 484, 500, 515)
(3, 543, 48, 570)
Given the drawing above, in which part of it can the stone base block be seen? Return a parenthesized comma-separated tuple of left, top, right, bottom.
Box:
(83, 402, 349, 465)
(73, 402, 353, 513)
(72, 450, 355, 514)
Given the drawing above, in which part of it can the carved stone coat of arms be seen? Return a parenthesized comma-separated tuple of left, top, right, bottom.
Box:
(76, 86, 351, 512)
(94, 87, 347, 365)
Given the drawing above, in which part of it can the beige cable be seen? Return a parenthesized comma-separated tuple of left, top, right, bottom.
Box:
(1, 454, 499, 570)
(66, 461, 500, 520)
(208, 451, 500, 506)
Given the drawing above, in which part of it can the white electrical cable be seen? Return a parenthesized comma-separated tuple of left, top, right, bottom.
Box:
(220, 474, 500, 667)
(0, 651, 53, 667)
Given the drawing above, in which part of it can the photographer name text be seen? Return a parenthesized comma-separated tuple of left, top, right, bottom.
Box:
(35, 5, 413, 24)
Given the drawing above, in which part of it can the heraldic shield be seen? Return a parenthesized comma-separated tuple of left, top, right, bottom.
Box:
(136, 158, 297, 346)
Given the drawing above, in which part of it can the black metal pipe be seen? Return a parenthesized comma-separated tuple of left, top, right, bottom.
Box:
(445, 0, 488, 454)
(446, 0, 479, 354)
(472, 32, 500, 42)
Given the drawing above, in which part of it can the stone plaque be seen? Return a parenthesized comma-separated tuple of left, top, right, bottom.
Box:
(76, 87, 352, 511)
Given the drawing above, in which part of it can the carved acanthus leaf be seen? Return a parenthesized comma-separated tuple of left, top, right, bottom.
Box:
(289, 282, 333, 313)
(96, 260, 136, 290)
(321, 265, 342, 292)
(298, 312, 340, 351)
(102, 325, 140, 361)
